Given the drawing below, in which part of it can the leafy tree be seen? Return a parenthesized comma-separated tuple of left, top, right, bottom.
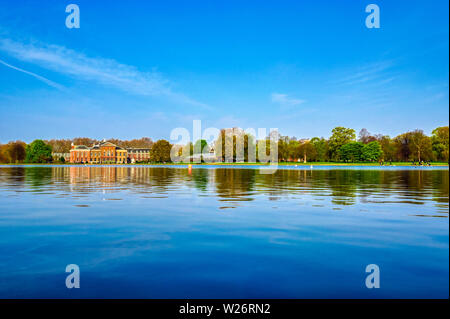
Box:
(409, 130, 432, 162)
(431, 126, 449, 162)
(329, 127, 356, 160)
(192, 139, 209, 162)
(193, 139, 208, 154)
(358, 128, 377, 144)
(287, 140, 301, 161)
(310, 137, 329, 161)
(277, 139, 289, 162)
(377, 135, 396, 161)
(299, 141, 317, 162)
(45, 139, 73, 153)
(361, 141, 383, 162)
(215, 129, 228, 162)
(2, 141, 26, 163)
(393, 130, 432, 162)
(394, 133, 412, 161)
(214, 128, 255, 162)
(150, 140, 173, 162)
(25, 140, 53, 163)
(338, 142, 363, 162)
(179, 142, 194, 162)
(72, 137, 96, 147)
(255, 138, 277, 163)
(0, 145, 7, 163)
(108, 137, 154, 149)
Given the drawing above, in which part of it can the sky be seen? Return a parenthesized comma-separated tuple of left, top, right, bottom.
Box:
(0, 0, 448, 143)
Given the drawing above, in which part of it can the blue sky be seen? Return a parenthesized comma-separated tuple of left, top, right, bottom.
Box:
(0, 0, 448, 143)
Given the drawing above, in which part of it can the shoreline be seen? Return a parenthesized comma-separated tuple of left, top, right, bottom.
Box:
(1, 162, 448, 167)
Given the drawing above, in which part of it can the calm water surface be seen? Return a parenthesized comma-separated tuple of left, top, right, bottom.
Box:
(0, 165, 448, 298)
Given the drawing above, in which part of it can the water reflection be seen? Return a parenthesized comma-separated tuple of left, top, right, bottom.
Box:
(0, 166, 448, 215)
(0, 165, 448, 298)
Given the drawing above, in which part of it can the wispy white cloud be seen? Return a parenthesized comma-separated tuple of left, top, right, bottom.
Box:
(271, 93, 305, 107)
(0, 58, 64, 90)
(331, 61, 396, 87)
(0, 38, 211, 109)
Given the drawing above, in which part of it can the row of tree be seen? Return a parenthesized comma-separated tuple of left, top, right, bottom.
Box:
(277, 126, 449, 163)
(199, 126, 448, 163)
(0, 140, 52, 164)
(0, 138, 172, 164)
(0, 126, 448, 164)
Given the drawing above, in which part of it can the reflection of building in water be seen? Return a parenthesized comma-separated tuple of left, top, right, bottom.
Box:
(67, 166, 155, 186)
(69, 166, 121, 184)
(70, 141, 145, 164)
(1, 167, 447, 215)
(214, 169, 256, 201)
(52, 166, 70, 180)
(69, 166, 91, 183)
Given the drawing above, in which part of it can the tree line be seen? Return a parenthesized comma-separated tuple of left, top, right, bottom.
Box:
(0, 126, 448, 164)
(0, 138, 155, 164)
(190, 126, 449, 163)
(279, 126, 449, 163)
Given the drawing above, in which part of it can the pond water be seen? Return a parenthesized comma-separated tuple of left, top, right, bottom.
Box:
(0, 165, 448, 298)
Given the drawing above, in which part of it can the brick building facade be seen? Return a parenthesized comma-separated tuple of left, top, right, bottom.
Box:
(69, 141, 150, 164)
(127, 148, 151, 163)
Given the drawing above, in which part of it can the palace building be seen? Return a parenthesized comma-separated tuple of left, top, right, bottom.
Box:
(70, 145, 91, 163)
(69, 141, 150, 164)
(127, 148, 151, 163)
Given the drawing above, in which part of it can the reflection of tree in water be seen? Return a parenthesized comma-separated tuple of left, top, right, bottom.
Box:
(251, 169, 447, 207)
(146, 167, 179, 190)
(191, 168, 209, 192)
(0, 167, 26, 187)
(214, 169, 255, 201)
(429, 170, 449, 205)
(24, 167, 53, 187)
(398, 170, 449, 211)
(318, 169, 448, 208)
(320, 170, 358, 206)
(125, 167, 181, 194)
(255, 169, 308, 201)
(0, 166, 447, 213)
(392, 170, 448, 208)
(254, 169, 358, 205)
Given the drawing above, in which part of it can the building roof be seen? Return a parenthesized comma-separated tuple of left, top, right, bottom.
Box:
(98, 141, 117, 147)
(71, 142, 150, 152)
(126, 148, 151, 152)
(90, 141, 120, 149)
(73, 145, 89, 150)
